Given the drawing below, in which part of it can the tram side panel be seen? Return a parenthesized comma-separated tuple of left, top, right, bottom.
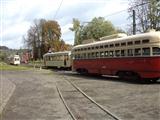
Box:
(73, 56, 160, 79)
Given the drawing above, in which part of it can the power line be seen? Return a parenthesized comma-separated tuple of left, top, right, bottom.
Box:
(104, 9, 127, 18)
(54, 0, 63, 19)
(104, 1, 150, 18)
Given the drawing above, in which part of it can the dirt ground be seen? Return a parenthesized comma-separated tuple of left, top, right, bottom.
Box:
(0, 69, 160, 120)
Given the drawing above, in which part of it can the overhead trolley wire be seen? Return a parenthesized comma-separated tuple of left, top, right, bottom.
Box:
(54, 0, 63, 19)
(104, 1, 150, 18)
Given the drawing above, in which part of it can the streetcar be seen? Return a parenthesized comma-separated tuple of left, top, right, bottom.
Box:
(43, 51, 71, 69)
(71, 31, 160, 82)
(8, 55, 20, 65)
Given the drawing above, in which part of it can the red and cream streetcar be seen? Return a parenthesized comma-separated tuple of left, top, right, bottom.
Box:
(72, 31, 160, 82)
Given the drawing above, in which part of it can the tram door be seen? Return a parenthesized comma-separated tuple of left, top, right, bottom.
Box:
(64, 55, 67, 66)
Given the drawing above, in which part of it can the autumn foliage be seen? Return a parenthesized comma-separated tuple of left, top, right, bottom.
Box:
(24, 19, 71, 60)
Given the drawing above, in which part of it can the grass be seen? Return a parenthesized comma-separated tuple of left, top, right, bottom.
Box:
(29, 60, 44, 67)
(0, 62, 32, 71)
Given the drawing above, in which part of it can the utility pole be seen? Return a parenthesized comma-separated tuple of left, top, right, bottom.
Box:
(133, 10, 136, 35)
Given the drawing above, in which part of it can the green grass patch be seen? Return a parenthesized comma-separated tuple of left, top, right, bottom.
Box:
(0, 62, 31, 71)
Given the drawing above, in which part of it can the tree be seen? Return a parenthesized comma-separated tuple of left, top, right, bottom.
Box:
(81, 17, 117, 41)
(69, 18, 81, 45)
(128, 0, 160, 33)
(24, 19, 61, 60)
(42, 20, 61, 52)
(24, 19, 71, 60)
(70, 17, 120, 45)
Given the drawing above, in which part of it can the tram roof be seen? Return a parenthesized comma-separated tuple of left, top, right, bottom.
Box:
(72, 31, 160, 49)
(43, 51, 71, 56)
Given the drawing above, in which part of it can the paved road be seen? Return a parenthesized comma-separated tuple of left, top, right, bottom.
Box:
(1, 70, 71, 120)
(0, 69, 160, 120)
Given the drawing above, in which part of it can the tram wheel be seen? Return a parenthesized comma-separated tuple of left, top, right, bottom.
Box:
(141, 78, 158, 84)
(117, 71, 125, 79)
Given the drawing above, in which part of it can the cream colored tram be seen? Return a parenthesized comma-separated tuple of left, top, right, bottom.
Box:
(43, 51, 71, 69)
(72, 31, 160, 82)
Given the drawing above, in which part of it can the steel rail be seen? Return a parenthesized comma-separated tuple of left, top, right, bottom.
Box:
(56, 83, 77, 120)
(65, 78, 122, 120)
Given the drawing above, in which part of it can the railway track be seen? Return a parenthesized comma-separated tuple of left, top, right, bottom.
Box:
(56, 75, 122, 120)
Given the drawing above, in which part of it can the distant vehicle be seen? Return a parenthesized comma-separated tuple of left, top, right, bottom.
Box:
(43, 51, 71, 69)
(71, 31, 160, 82)
(8, 55, 20, 65)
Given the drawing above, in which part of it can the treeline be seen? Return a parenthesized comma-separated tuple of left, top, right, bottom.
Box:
(69, 17, 124, 45)
(0, 46, 9, 50)
(24, 19, 72, 60)
(0, 46, 21, 61)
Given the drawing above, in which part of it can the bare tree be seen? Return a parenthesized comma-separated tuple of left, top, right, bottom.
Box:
(128, 0, 160, 33)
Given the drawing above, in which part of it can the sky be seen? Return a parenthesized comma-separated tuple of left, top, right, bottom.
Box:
(0, 0, 130, 49)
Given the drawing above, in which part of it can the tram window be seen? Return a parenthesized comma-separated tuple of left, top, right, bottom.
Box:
(58, 56, 60, 60)
(60, 56, 64, 61)
(54, 56, 56, 60)
(57, 56, 59, 60)
(92, 52, 95, 58)
(53, 56, 55, 60)
(121, 50, 126, 56)
(88, 47, 91, 50)
(67, 55, 69, 60)
(75, 55, 77, 59)
(96, 52, 99, 57)
(100, 45, 103, 49)
(77, 54, 80, 59)
(49, 56, 51, 61)
(142, 48, 150, 55)
(80, 54, 82, 59)
(104, 45, 108, 48)
(115, 43, 120, 47)
(96, 46, 99, 49)
(91, 47, 94, 49)
(134, 48, 141, 56)
(65, 55, 68, 60)
(128, 49, 133, 56)
(152, 47, 160, 55)
(52, 56, 54, 61)
(46, 56, 49, 60)
(100, 52, 104, 57)
(142, 39, 149, 44)
(105, 51, 108, 57)
(115, 50, 120, 57)
(121, 42, 126, 46)
(83, 53, 86, 59)
(127, 41, 133, 45)
(109, 51, 114, 57)
(76, 55, 78, 59)
(109, 44, 114, 48)
(135, 40, 141, 44)
(88, 53, 91, 58)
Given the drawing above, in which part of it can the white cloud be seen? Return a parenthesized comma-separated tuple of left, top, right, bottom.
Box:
(2, 36, 23, 49)
(61, 23, 72, 35)
(1, 21, 30, 38)
(1, 0, 130, 49)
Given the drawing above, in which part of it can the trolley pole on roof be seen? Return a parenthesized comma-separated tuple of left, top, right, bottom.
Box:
(133, 10, 136, 35)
